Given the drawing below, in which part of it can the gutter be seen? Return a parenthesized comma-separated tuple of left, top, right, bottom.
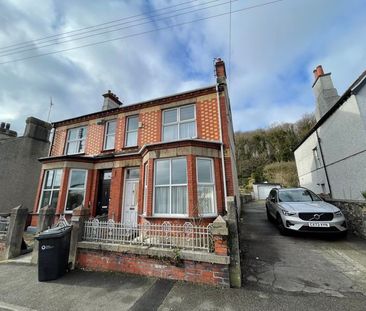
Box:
(216, 84, 228, 211)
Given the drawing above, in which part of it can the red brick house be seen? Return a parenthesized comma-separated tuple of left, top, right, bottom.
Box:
(31, 59, 239, 228)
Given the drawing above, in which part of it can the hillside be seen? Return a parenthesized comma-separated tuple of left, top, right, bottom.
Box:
(235, 114, 316, 189)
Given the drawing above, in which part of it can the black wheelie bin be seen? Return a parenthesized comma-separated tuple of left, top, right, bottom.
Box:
(36, 225, 72, 281)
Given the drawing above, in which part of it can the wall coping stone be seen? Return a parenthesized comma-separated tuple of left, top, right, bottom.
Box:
(78, 241, 230, 265)
(326, 199, 366, 205)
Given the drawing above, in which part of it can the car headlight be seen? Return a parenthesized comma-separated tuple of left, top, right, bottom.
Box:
(281, 209, 296, 216)
(334, 211, 343, 217)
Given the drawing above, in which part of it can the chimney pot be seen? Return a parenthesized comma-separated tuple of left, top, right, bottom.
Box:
(5, 123, 10, 130)
(0, 122, 5, 129)
(313, 65, 325, 80)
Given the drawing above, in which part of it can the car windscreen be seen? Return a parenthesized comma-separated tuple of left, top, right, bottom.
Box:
(278, 189, 321, 202)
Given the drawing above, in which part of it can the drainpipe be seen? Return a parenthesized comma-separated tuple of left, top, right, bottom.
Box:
(216, 84, 228, 211)
(315, 129, 332, 197)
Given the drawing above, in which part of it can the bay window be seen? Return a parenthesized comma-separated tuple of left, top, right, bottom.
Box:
(104, 120, 116, 150)
(125, 115, 138, 147)
(162, 105, 196, 141)
(154, 158, 187, 216)
(197, 158, 216, 215)
(38, 169, 62, 211)
(65, 169, 87, 212)
(65, 126, 87, 155)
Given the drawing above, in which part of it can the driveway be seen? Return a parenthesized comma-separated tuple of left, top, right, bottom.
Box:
(240, 200, 366, 297)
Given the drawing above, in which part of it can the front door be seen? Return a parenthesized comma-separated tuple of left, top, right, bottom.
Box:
(122, 168, 140, 226)
(96, 170, 112, 216)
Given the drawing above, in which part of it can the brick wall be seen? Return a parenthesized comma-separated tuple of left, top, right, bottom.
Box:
(51, 128, 66, 156)
(77, 249, 230, 287)
(140, 110, 161, 145)
(197, 96, 220, 141)
(85, 124, 104, 155)
(50, 92, 221, 157)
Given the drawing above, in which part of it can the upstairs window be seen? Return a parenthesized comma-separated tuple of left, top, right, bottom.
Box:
(162, 105, 196, 141)
(197, 158, 216, 215)
(125, 115, 138, 147)
(65, 127, 87, 155)
(104, 120, 116, 150)
(154, 158, 187, 216)
(38, 169, 62, 211)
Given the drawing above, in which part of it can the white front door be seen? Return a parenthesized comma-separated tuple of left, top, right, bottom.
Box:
(122, 179, 139, 226)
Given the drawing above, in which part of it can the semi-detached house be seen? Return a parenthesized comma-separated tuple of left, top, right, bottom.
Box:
(30, 59, 240, 232)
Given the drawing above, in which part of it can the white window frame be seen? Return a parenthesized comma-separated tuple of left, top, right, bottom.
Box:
(38, 169, 63, 212)
(143, 162, 148, 215)
(104, 120, 116, 150)
(162, 104, 197, 142)
(64, 169, 88, 214)
(65, 126, 87, 155)
(125, 115, 139, 147)
(153, 157, 188, 217)
(196, 157, 217, 216)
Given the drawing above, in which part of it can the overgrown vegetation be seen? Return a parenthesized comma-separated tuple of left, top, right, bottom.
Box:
(235, 114, 316, 190)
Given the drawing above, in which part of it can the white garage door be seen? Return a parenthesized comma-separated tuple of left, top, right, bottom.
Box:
(257, 185, 274, 200)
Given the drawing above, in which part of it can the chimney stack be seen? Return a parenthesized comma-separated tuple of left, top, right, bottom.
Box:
(24, 117, 52, 142)
(215, 58, 227, 85)
(102, 90, 122, 111)
(312, 65, 340, 122)
(0, 121, 17, 141)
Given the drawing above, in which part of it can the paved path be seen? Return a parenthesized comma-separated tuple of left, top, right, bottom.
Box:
(0, 201, 365, 310)
(241, 200, 366, 297)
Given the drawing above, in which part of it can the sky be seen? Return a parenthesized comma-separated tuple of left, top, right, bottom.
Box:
(0, 0, 365, 135)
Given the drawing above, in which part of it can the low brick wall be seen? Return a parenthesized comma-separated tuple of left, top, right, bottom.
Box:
(76, 242, 230, 287)
(326, 199, 366, 238)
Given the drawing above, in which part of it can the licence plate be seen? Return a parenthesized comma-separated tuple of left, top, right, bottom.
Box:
(308, 222, 330, 227)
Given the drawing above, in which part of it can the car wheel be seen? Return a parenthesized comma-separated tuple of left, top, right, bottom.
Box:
(266, 206, 273, 222)
(276, 214, 288, 235)
(338, 230, 348, 239)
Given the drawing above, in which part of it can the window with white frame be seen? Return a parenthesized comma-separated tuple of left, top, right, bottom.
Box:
(162, 105, 196, 141)
(143, 162, 148, 215)
(65, 169, 87, 212)
(104, 120, 116, 150)
(65, 127, 87, 155)
(154, 158, 187, 215)
(125, 115, 138, 147)
(38, 169, 62, 211)
(197, 158, 216, 215)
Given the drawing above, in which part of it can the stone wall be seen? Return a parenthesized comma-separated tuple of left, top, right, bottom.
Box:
(0, 117, 51, 213)
(325, 199, 366, 238)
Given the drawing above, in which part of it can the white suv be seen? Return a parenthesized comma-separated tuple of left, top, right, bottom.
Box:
(266, 187, 347, 236)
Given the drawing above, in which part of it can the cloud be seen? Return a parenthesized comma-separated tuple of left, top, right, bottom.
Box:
(0, 0, 365, 135)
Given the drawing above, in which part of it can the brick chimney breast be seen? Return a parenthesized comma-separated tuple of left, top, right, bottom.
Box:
(214, 58, 227, 85)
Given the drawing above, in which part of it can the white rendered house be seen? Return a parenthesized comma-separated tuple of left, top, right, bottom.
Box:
(294, 66, 366, 200)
